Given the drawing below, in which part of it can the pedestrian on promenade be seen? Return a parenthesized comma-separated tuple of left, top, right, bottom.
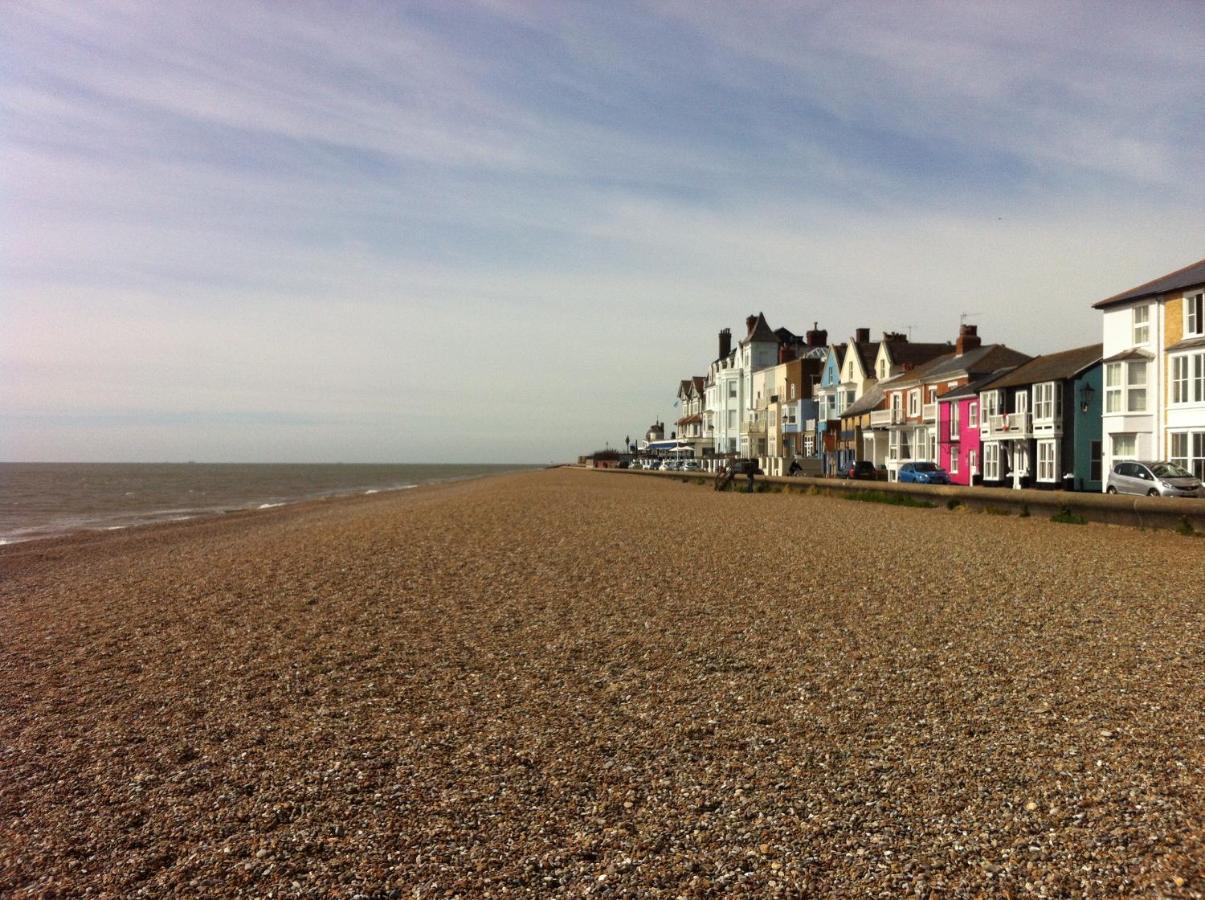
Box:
(745, 460, 756, 493)
(788, 458, 801, 476)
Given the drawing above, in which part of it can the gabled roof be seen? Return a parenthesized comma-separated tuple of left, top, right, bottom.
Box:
(677, 379, 692, 397)
(691, 375, 706, 393)
(1092, 258, 1205, 310)
(982, 344, 1103, 390)
(851, 341, 878, 377)
(774, 326, 800, 344)
(741, 312, 779, 345)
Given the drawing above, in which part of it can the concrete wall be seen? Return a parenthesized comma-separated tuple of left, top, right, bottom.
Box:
(602, 466, 1205, 533)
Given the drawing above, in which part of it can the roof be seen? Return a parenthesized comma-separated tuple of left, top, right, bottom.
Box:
(841, 381, 890, 418)
(677, 379, 692, 396)
(675, 413, 702, 426)
(881, 351, 954, 390)
(982, 343, 1103, 390)
(1092, 258, 1205, 310)
(741, 312, 779, 345)
(1167, 335, 1205, 354)
(938, 368, 1016, 400)
(1102, 347, 1155, 364)
(774, 326, 800, 344)
(920, 344, 1032, 382)
(691, 375, 706, 393)
(887, 341, 953, 369)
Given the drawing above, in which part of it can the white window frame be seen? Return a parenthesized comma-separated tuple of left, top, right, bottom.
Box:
(1112, 432, 1136, 460)
(968, 402, 978, 428)
(968, 449, 978, 475)
(949, 403, 960, 438)
(1104, 361, 1147, 413)
(1132, 304, 1149, 345)
(1037, 440, 1058, 482)
(983, 443, 1000, 480)
(908, 389, 920, 417)
(949, 450, 959, 475)
(1186, 290, 1204, 337)
(1170, 431, 1205, 481)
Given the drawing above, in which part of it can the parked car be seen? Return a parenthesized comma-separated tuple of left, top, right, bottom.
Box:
(617, 459, 630, 469)
(1106, 460, 1204, 498)
(897, 462, 950, 485)
(846, 460, 882, 480)
(661, 460, 679, 471)
(680, 460, 701, 472)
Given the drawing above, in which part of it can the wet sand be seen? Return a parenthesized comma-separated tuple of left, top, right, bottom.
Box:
(1, 469, 1202, 895)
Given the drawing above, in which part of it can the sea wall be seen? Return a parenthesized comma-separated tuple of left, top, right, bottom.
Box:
(601, 467, 1205, 534)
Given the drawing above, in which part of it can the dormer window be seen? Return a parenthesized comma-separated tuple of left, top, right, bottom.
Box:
(847, 361, 854, 380)
(878, 360, 887, 378)
(1133, 305, 1149, 345)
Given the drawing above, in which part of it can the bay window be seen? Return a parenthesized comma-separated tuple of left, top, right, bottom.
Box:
(1170, 431, 1205, 480)
(1032, 382, 1060, 421)
(1171, 352, 1205, 404)
(1105, 361, 1147, 413)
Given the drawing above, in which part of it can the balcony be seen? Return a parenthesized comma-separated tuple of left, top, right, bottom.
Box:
(982, 411, 1031, 439)
(922, 402, 937, 422)
(740, 417, 766, 437)
(869, 409, 893, 427)
(804, 418, 817, 431)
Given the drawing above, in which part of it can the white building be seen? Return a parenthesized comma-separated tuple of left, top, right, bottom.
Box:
(1093, 258, 1205, 482)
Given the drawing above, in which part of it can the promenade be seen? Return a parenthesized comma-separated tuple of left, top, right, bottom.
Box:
(2, 469, 1201, 895)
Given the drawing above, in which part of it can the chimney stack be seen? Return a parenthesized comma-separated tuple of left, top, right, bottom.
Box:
(778, 343, 793, 364)
(882, 331, 907, 343)
(955, 323, 981, 356)
(746, 314, 758, 335)
(806, 321, 828, 347)
(855, 327, 870, 343)
(718, 328, 732, 358)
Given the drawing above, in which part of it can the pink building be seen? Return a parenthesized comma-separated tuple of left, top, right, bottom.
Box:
(936, 371, 1011, 486)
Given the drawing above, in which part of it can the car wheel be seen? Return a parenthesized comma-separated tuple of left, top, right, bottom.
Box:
(1106, 486, 1117, 494)
(1147, 488, 1158, 497)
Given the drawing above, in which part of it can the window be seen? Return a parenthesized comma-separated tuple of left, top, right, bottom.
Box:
(1170, 431, 1205, 480)
(847, 361, 854, 380)
(982, 391, 999, 419)
(1112, 432, 1136, 459)
(1171, 352, 1205, 404)
(1105, 362, 1147, 413)
(1127, 362, 1147, 412)
(1173, 355, 1189, 403)
(728, 382, 736, 399)
(949, 403, 960, 437)
(1132, 305, 1149, 345)
(790, 383, 796, 400)
(908, 390, 920, 416)
(949, 450, 959, 474)
(1032, 382, 1060, 421)
(1037, 440, 1058, 482)
(968, 402, 978, 428)
(878, 360, 887, 378)
(983, 443, 1000, 480)
(1187, 291, 1204, 336)
(727, 410, 737, 429)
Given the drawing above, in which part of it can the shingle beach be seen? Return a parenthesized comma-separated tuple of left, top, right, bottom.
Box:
(2, 469, 1202, 896)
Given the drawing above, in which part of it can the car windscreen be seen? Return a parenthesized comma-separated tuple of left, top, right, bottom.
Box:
(1151, 463, 1193, 478)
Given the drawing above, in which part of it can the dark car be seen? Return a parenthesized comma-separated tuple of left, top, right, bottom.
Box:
(847, 460, 881, 480)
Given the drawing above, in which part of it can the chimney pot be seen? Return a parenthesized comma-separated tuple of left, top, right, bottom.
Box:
(855, 327, 870, 343)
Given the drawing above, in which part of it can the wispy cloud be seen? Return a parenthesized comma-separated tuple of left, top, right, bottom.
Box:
(3, 0, 1203, 461)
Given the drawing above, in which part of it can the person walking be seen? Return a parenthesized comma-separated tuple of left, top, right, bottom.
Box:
(745, 460, 756, 493)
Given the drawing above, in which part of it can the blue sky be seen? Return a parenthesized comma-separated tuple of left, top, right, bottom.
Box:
(3, 1, 1203, 462)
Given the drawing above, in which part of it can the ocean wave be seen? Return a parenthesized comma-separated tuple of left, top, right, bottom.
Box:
(257, 502, 286, 509)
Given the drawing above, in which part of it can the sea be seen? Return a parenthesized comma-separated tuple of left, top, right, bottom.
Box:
(0, 463, 537, 545)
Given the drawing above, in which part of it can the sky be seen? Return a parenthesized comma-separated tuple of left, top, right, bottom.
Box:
(3, 1, 1203, 463)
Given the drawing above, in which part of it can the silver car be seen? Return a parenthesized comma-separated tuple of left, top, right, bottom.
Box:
(1106, 460, 1204, 498)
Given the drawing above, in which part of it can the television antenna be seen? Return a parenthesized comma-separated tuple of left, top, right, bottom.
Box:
(960, 311, 981, 326)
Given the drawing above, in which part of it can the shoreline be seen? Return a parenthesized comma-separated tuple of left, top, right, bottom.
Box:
(0, 467, 533, 558)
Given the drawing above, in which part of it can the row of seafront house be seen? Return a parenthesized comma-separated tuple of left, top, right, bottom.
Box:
(634, 258, 1205, 490)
